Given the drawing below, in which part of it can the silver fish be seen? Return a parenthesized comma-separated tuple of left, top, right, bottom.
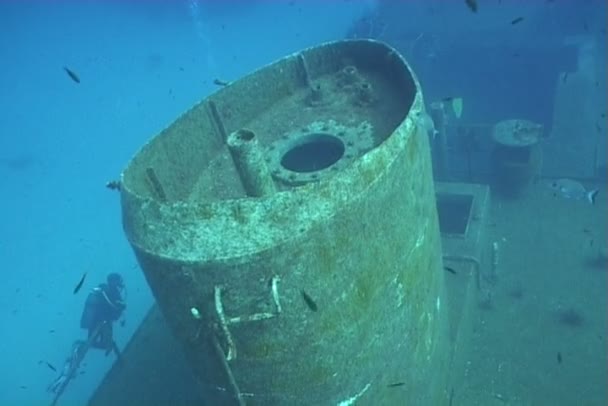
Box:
(550, 179, 598, 204)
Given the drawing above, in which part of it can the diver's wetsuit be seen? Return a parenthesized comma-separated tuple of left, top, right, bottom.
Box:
(80, 282, 125, 350)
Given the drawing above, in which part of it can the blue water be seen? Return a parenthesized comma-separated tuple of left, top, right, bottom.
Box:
(0, 1, 605, 405)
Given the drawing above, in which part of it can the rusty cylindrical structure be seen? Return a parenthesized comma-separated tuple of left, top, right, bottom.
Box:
(120, 39, 449, 405)
(491, 119, 543, 197)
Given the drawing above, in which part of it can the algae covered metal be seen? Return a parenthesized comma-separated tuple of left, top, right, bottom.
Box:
(120, 39, 449, 405)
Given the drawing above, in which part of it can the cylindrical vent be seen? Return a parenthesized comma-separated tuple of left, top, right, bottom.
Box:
(227, 129, 276, 197)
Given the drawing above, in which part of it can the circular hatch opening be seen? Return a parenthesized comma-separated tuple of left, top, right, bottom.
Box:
(280, 133, 345, 173)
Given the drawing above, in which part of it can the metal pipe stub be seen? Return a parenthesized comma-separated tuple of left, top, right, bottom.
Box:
(227, 129, 277, 197)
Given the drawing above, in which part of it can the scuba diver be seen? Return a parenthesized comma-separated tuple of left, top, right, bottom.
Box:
(47, 273, 126, 404)
(80, 272, 126, 352)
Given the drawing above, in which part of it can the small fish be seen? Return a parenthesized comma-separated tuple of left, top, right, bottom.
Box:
(549, 179, 598, 205)
(557, 351, 562, 364)
(387, 382, 405, 387)
(300, 290, 318, 312)
(444, 266, 457, 275)
(105, 180, 121, 191)
(213, 78, 230, 87)
(63, 66, 80, 84)
(562, 72, 569, 83)
(510, 17, 524, 25)
(39, 360, 57, 372)
(465, 0, 478, 13)
(73, 272, 87, 294)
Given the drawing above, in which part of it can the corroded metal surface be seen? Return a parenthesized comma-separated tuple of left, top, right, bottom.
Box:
(120, 39, 448, 405)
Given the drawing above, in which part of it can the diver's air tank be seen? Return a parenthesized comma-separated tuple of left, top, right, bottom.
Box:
(120, 39, 449, 405)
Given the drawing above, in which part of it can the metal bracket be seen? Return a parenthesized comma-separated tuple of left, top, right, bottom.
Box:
(214, 275, 282, 361)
